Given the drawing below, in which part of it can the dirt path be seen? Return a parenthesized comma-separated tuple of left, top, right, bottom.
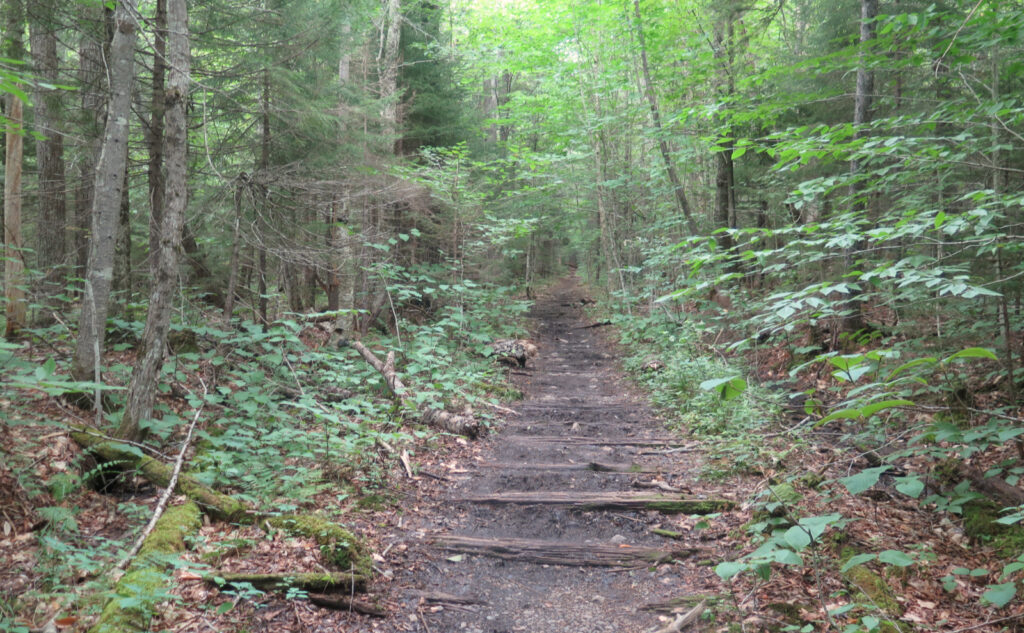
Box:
(378, 277, 728, 633)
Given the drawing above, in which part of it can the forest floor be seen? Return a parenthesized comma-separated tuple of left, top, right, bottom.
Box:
(4, 276, 1023, 632)
(361, 275, 743, 633)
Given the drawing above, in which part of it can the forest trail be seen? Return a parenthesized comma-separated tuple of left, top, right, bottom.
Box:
(380, 276, 727, 633)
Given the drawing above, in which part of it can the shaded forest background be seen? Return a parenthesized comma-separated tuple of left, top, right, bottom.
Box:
(3, 0, 1024, 631)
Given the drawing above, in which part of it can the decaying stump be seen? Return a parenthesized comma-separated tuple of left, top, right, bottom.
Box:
(491, 339, 538, 368)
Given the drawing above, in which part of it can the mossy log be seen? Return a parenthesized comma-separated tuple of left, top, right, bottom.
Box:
(89, 503, 202, 633)
(459, 491, 734, 514)
(264, 515, 371, 577)
(70, 428, 251, 523)
(207, 571, 367, 594)
(70, 429, 373, 577)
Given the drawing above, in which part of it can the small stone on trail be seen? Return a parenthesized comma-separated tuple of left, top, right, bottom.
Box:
(610, 534, 627, 544)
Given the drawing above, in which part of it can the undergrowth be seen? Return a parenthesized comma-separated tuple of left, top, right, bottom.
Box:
(607, 306, 783, 478)
(0, 273, 531, 632)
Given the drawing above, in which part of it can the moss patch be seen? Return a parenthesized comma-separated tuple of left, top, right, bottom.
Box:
(89, 502, 201, 633)
(839, 547, 910, 633)
(265, 514, 372, 577)
(962, 499, 1024, 558)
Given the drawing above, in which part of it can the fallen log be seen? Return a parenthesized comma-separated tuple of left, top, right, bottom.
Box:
(649, 600, 706, 633)
(70, 428, 251, 523)
(457, 491, 734, 514)
(207, 571, 367, 594)
(70, 428, 372, 576)
(88, 503, 202, 633)
(344, 339, 479, 438)
(307, 594, 388, 617)
(434, 534, 694, 567)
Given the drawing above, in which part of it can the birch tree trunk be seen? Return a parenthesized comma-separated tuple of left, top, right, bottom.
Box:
(72, 0, 139, 390)
(117, 0, 190, 443)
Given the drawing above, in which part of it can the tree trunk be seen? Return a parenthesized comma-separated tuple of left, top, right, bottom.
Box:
(72, 2, 107, 283)
(631, 0, 698, 235)
(223, 176, 245, 319)
(4, 95, 25, 338)
(117, 0, 190, 444)
(28, 0, 67, 310)
(256, 68, 271, 327)
(72, 0, 139, 390)
(379, 0, 402, 154)
(112, 172, 131, 310)
(3, 0, 26, 337)
(712, 14, 736, 254)
(145, 0, 167, 262)
(842, 0, 878, 334)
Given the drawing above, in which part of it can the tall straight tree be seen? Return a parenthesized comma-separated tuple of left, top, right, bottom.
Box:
(841, 0, 877, 334)
(4, 0, 26, 337)
(118, 0, 189, 442)
(28, 0, 67, 307)
(71, 0, 139, 399)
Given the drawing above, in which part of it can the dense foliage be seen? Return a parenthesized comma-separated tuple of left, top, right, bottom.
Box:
(2, 0, 1023, 630)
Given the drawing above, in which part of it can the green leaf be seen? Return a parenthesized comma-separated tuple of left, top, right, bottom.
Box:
(839, 466, 891, 495)
(877, 549, 914, 567)
(798, 513, 842, 541)
(773, 548, 803, 565)
(699, 376, 747, 401)
(841, 553, 877, 572)
(860, 399, 914, 417)
(981, 582, 1016, 608)
(816, 407, 861, 426)
(862, 615, 880, 631)
(942, 347, 998, 363)
(784, 525, 811, 551)
(894, 476, 925, 498)
(715, 561, 746, 580)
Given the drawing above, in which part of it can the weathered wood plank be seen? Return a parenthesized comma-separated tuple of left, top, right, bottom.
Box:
(457, 491, 733, 514)
(434, 535, 695, 567)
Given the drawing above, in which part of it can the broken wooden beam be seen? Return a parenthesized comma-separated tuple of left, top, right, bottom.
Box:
(434, 534, 694, 567)
(457, 491, 734, 514)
